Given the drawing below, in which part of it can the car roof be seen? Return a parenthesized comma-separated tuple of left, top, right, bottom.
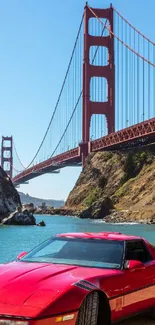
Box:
(57, 232, 143, 241)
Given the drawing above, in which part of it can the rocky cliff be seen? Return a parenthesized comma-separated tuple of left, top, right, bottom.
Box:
(0, 167, 21, 221)
(66, 148, 155, 223)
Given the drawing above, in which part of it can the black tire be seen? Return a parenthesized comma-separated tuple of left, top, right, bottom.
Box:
(76, 291, 99, 325)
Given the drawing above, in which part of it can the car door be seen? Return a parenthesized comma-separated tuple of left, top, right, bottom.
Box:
(119, 239, 155, 318)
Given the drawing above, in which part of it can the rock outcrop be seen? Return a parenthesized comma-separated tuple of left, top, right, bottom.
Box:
(79, 196, 113, 219)
(36, 220, 46, 227)
(0, 167, 21, 222)
(66, 148, 155, 223)
(2, 209, 36, 225)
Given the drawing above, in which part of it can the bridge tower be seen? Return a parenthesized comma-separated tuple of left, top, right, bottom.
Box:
(1, 136, 13, 179)
(80, 3, 115, 165)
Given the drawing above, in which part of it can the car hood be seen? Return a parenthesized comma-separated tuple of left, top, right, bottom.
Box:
(0, 261, 118, 316)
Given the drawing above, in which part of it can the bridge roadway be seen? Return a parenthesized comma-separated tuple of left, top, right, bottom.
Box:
(13, 148, 81, 186)
(12, 117, 155, 186)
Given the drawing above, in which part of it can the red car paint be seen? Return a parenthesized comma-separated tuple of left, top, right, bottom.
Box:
(0, 231, 155, 324)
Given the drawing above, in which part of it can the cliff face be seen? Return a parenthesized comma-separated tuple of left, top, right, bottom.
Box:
(0, 167, 21, 221)
(66, 149, 155, 223)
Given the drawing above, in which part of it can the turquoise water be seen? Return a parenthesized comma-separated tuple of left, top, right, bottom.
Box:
(1, 214, 155, 264)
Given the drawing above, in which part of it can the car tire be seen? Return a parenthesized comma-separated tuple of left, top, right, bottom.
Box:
(76, 291, 99, 325)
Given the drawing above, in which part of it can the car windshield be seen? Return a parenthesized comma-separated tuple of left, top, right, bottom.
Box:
(20, 237, 124, 269)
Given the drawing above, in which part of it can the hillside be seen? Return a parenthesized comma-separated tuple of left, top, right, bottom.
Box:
(66, 148, 155, 223)
(19, 192, 64, 208)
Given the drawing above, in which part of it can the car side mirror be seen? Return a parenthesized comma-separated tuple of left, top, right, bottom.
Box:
(17, 251, 27, 260)
(124, 260, 145, 270)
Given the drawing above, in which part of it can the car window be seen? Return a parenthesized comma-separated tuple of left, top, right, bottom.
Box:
(20, 237, 124, 269)
(125, 240, 152, 263)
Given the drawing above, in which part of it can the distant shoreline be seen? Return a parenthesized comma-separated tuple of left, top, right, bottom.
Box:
(19, 191, 64, 209)
(34, 208, 155, 225)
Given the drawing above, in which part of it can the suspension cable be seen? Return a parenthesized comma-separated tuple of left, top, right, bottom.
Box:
(92, 20, 107, 65)
(113, 6, 155, 46)
(14, 17, 108, 172)
(88, 6, 155, 67)
(10, 162, 23, 173)
(15, 14, 84, 171)
(50, 22, 108, 157)
(13, 141, 26, 170)
(51, 91, 82, 157)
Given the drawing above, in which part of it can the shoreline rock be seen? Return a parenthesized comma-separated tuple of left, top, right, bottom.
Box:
(1, 209, 36, 226)
(79, 196, 113, 219)
(34, 206, 81, 217)
(36, 220, 46, 227)
(34, 206, 155, 224)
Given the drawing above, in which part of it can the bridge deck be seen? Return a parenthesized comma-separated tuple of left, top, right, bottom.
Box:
(12, 118, 155, 186)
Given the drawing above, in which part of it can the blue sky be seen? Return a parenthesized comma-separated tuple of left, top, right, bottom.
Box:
(0, 0, 154, 201)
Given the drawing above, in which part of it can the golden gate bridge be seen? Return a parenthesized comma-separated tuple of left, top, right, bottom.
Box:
(1, 3, 155, 186)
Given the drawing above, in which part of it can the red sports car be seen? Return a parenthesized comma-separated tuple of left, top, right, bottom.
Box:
(0, 231, 155, 325)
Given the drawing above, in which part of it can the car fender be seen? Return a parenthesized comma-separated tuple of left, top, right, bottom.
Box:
(38, 281, 109, 318)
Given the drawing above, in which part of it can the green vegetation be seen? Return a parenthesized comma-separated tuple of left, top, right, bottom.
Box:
(115, 178, 134, 199)
(121, 151, 153, 185)
(83, 187, 102, 207)
(96, 152, 113, 162)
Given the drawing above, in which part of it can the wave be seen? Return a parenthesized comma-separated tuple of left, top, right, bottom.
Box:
(109, 222, 139, 225)
(91, 220, 139, 225)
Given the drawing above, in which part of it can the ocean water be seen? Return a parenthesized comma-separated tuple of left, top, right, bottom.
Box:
(0, 214, 155, 264)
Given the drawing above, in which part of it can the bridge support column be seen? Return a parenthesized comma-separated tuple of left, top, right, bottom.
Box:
(79, 142, 88, 166)
(81, 3, 115, 166)
(1, 136, 13, 179)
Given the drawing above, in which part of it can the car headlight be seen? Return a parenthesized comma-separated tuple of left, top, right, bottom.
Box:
(0, 321, 28, 325)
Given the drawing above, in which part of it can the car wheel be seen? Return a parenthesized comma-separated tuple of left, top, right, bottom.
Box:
(76, 291, 99, 325)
